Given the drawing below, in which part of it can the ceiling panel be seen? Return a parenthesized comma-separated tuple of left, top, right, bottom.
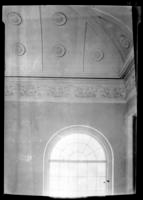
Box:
(3, 5, 133, 78)
(4, 6, 42, 76)
(84, 23, 123, 77)
(41, 5, 85, 76)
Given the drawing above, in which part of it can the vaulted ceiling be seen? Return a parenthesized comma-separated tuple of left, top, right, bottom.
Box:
(3, 5, 133, 78)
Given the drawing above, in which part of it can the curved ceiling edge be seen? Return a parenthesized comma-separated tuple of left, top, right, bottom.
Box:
(90, 6, 132, 33)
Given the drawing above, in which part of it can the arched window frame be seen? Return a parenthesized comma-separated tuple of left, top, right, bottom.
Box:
(43, 125, 114, 196)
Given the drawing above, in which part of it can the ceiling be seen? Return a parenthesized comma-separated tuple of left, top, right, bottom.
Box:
(91, 6, 133, 31)
(3, 5, 134, 78)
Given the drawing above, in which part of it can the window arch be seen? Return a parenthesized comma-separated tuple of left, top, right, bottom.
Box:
(43, 125, 114, 197)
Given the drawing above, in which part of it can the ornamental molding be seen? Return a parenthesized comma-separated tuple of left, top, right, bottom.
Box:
(52, 44, 66, 57)
(94, 49, 104, 62)
(52, 12, 67, 26)
(5, 78, 126, 103)
(119, 34, 130, 49)
(7, 11, 22, 25)
(120, 47, 134, 78)
(15, 42, 26, 56)
(124, 68, 137, 101)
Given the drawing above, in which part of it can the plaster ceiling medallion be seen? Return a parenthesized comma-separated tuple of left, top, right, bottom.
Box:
(53, 44, 66, 57)
(94, 49, 104, 61)
(119, 34, 130, 49)
(52, 12, 67, 26)
(7, 12, 22, 25)
(15, 42, 26, 56)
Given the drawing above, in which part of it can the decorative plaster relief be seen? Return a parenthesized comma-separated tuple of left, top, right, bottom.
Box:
(74, 87, 98, 97)
(46, 86, 69, 97)
(96, 14, 131, 50)
(119, 34, 130, 49)
(15, 42, 26, 56)
(94, 49, 104, 62)
(7, 12, 22, 25)
(74, 86, 125, 99)
(52, 44, 66, 57)
(52, 12, 67, 26)
(5, 78, 126, 103)
(100, 87, 126, 99)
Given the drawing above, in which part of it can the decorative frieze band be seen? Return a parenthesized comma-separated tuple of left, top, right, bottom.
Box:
(5, 77, 126, 103)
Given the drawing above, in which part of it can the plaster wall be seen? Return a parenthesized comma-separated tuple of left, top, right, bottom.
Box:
(124, 94, 137, 194)
(4, 101, 127, 195)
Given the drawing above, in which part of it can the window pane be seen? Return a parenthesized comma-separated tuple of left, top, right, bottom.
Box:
(48, 133, 107, 197)
(97, 163, 106, 177)
(49, 161, 107, 197)
(50, 133, 106, 160)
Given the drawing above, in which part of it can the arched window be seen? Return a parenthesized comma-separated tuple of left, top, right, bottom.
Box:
(43, 125, 114, 197)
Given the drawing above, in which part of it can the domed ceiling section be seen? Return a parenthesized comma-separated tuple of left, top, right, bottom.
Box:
(91, 6, 133, 30)
(3, 6, 42, 75)
(3, 5, 133, 78)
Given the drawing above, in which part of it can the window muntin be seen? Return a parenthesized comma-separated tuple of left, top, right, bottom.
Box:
(48, 133, 107, 197)
(50, 133, 106, 161)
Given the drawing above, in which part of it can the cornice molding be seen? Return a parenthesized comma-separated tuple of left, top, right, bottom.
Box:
(5, 77, 126, 103)
(120, 47, 134, 78)
(124, 68, 137, 101)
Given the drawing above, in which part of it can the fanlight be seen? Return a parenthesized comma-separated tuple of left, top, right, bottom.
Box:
(43, 130, 112, 197)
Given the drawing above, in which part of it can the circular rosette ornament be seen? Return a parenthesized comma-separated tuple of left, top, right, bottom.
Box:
(119, 35, 130, 49)
(94, 49, 104, 62)
(52, 12, 67, 26)
(52, 44, 66, 57)
(15, 42, 26, 56)
(7, 12, 22, 25)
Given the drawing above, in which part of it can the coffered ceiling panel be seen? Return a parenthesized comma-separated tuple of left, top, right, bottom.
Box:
(3, 6, 42, 75)
(41, 5, 85, 76)
(92, 6, 133, 30)
(71, 5, 133, 78)
(84, 23, 123, 77)
(3, 5, 133, 78)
